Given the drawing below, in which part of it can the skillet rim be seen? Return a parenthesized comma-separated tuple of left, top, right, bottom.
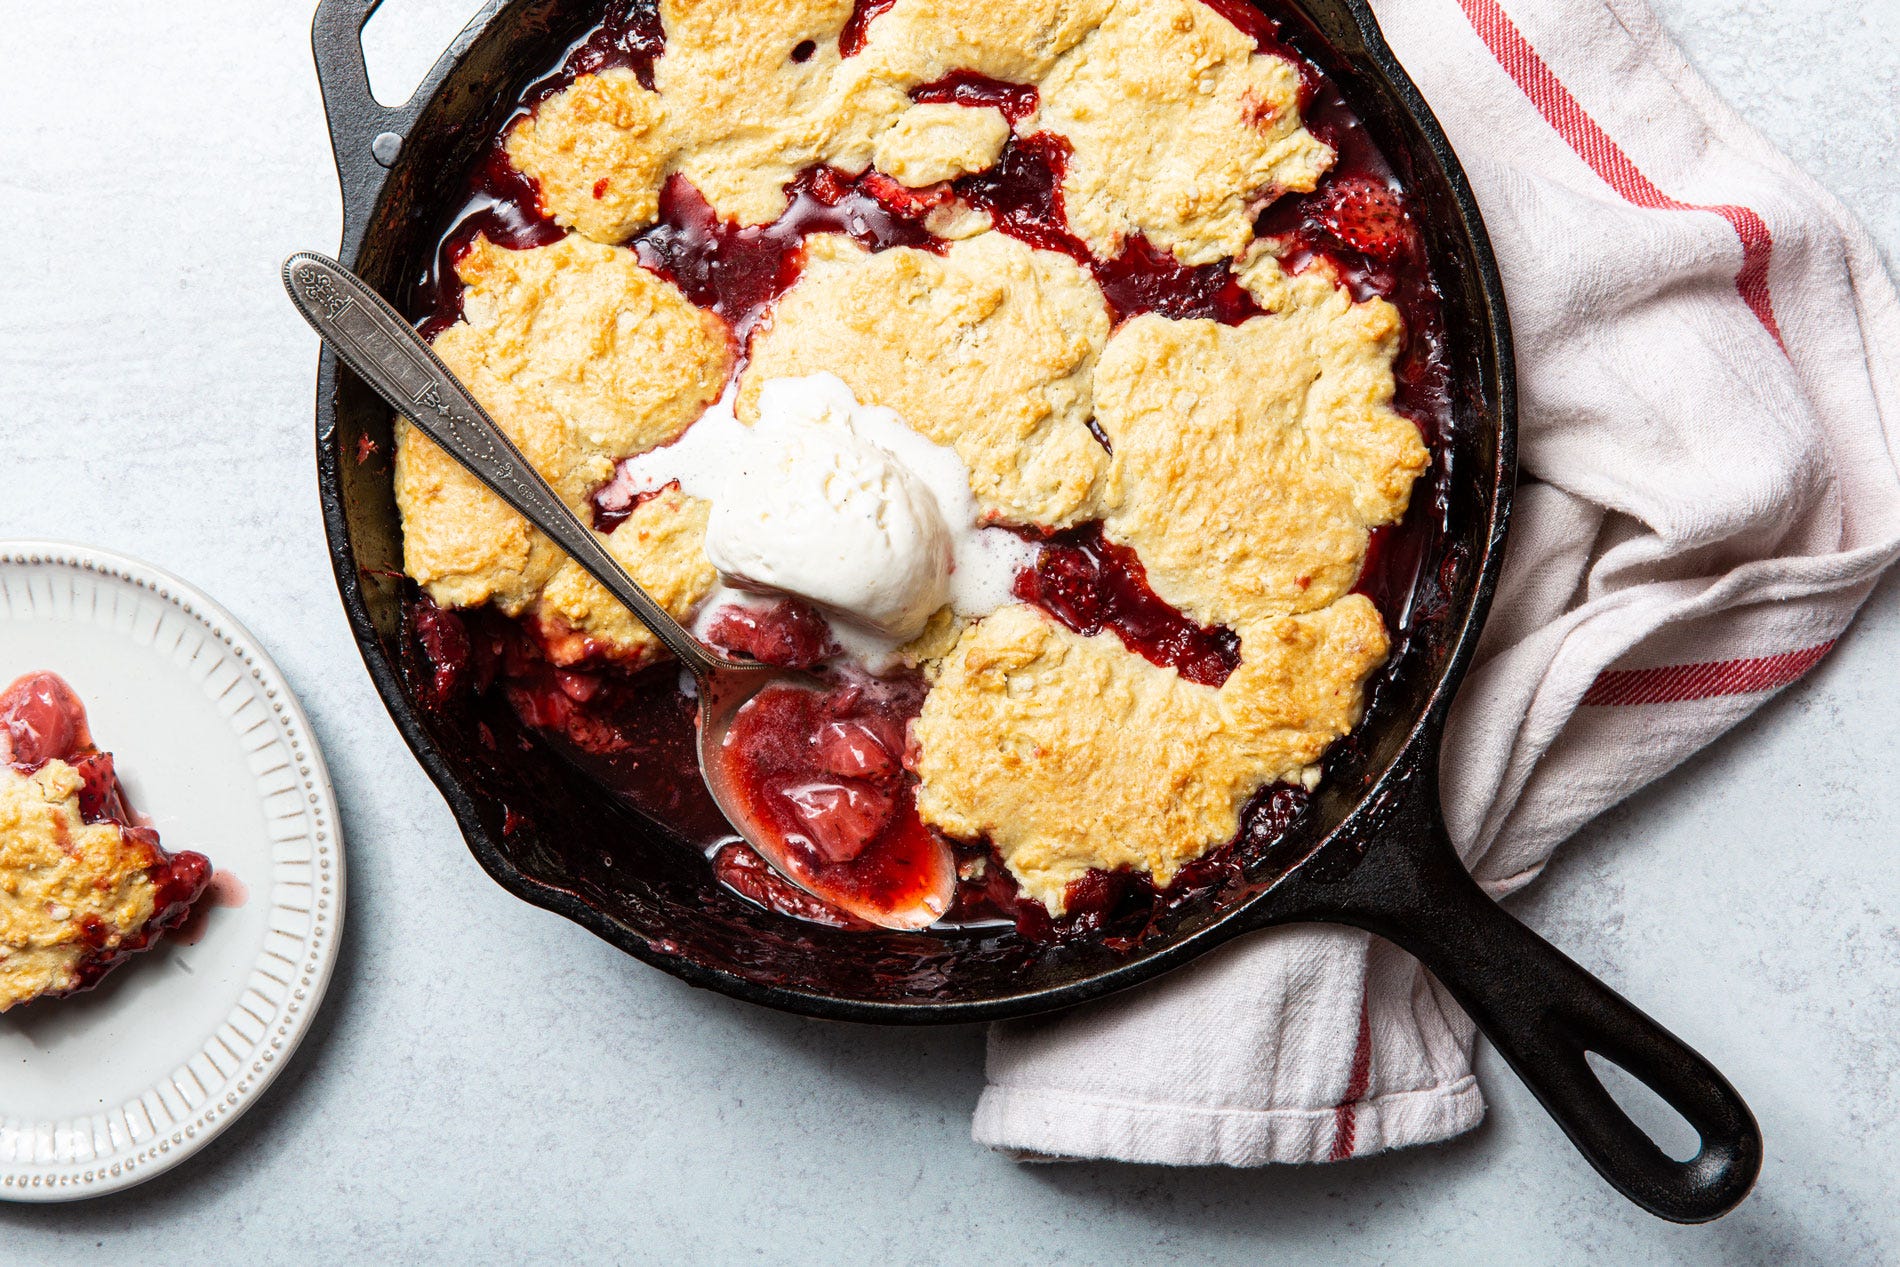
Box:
(311, 0, 1517, 1025)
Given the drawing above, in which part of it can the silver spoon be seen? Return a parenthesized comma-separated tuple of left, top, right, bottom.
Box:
(282, 251, 955, 931)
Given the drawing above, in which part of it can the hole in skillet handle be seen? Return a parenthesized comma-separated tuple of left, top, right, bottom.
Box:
(1586, 1051, 1701, 1164)
(312, 0, 437, 247)
(360, 0, 491, 109)
(1252, 757, 1762, 1223)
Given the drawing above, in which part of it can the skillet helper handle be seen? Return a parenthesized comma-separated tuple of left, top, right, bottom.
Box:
(1263, 769, 1761, 1222)
(311, 0, 411, 243)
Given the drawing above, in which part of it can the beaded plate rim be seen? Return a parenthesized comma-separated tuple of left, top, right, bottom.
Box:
(0, 541, 345, 1203)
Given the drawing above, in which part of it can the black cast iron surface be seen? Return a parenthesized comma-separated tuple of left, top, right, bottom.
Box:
(307, 0, 1760, 1221)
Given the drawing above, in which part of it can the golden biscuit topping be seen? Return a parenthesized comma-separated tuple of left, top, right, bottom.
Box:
(0, 761, 163, 1011)
(1093, 256, 1428, 629)
(505, 67, 670, 244)
(1035, 0, 1332, 264)
(395, 235, 730, 659)
(871, 103, 1011, 187)
(912, 598, 1387, 911)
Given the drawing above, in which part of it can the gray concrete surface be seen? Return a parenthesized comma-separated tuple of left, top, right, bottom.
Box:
(0, 0, 1895, 1260)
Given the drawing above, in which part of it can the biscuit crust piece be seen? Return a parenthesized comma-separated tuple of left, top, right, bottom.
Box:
(872, 103, 1011, 187)
(395, 356, 588, 614)
(504, 67, 671, 244)
(0, 761, 160, 1011)
(913, 599, 1388, 911)
(440, 234, 732, 455)
(394, 235, 731, 660)
(1094, 258, 1429, 629)
(511, 0, 887, 233)
(657, 0, 874, 225)
(740, 233, 1111, 527)
(533, 486, 719, 666)
(1035, 0, 1333, 264)
(848, 0, 1116, 88)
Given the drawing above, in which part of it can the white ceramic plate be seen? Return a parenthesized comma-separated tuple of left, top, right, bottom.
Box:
(0, 542, 344, 1202)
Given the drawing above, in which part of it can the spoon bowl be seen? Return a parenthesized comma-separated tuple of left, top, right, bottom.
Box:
(282, 251, 956, 931)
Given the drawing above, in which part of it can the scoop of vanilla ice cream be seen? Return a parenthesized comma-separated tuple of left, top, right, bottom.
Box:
(703, 377, 953, 640)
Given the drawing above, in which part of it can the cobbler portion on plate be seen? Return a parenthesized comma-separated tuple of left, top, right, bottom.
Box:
(395, 0, 1445, 937)
(0, 673, 211, 1011)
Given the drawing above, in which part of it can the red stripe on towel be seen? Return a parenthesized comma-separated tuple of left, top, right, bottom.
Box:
(1329, 990, 1375, 1161)
(1454, 0, 1784, 347)
(1581, 640, 1834, 705)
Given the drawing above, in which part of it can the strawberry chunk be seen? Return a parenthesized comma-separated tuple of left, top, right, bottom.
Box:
(782, 780, 895, 864)
(0, 671, 93, 769)
(1311, 175, 1418, 262)
(69, 752, 130, 825)
(704, 600, 839, 669)
(712, 842, 869, 928)
(814, 720, 899, 781)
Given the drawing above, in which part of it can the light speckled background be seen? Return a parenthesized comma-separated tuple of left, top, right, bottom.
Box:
(1, 1, 1895, 1261)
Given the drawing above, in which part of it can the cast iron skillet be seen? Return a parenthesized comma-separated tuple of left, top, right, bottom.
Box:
(309, 0, 1762, 1221)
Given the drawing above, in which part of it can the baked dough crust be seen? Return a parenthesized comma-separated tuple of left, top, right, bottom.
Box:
(534, 485, 719, 666)
(440, 234, 732, 455)
(0, 761, 160, 1011)
(411, 0, 1430, 912)
(848, 0, 1115, 87)
(656, 0, 875, 225)
(913, 599, 1387, 911)
(913, 259, 1423, 906)
(504, 67, 671, 244)
(1035, 0, 1332, 264)
(394, 235, 730, 660)
(739, 233, 1111, 527)
(872, 103, 1011, 187)
(1094, 254, 1429, 629)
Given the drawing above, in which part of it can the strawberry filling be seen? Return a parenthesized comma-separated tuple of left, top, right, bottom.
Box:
(0, 671, 213, 1003)
(710, 673, 943, 914)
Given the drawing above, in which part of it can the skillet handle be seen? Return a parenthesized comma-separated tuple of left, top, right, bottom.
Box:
(311, 0, 415, 250)
(1257, 765, 1761, 1223)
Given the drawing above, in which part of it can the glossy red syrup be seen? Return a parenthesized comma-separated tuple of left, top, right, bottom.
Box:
(713, 841, 871, 929)
(952, 132, 1266, 325)
(630, 168, 938, 342)
(414, 147, 565, 340)
(952, 131, 1085, 259)
(415, 604, 734, 843)
(1013, 524, 1241, 688)
(557, 0, 666, 90)
(910, 73, 1040, 125)
(713, 674, 944, 917)
(839, 0, 899, 57)
(1092, 236, 1266, 326)
(0, 672, 213, 1002)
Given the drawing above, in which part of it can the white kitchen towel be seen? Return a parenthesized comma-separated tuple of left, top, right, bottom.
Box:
(975, 0, 1900, 1165)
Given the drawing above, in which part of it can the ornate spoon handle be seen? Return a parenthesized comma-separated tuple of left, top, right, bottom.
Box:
(283, 251, 719, 678)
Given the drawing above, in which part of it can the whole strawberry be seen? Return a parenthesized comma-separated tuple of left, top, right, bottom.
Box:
(1311, 175, 1418, 261)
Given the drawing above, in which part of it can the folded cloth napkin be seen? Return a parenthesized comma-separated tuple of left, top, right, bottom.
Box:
(975, 0, 1900, 1165)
